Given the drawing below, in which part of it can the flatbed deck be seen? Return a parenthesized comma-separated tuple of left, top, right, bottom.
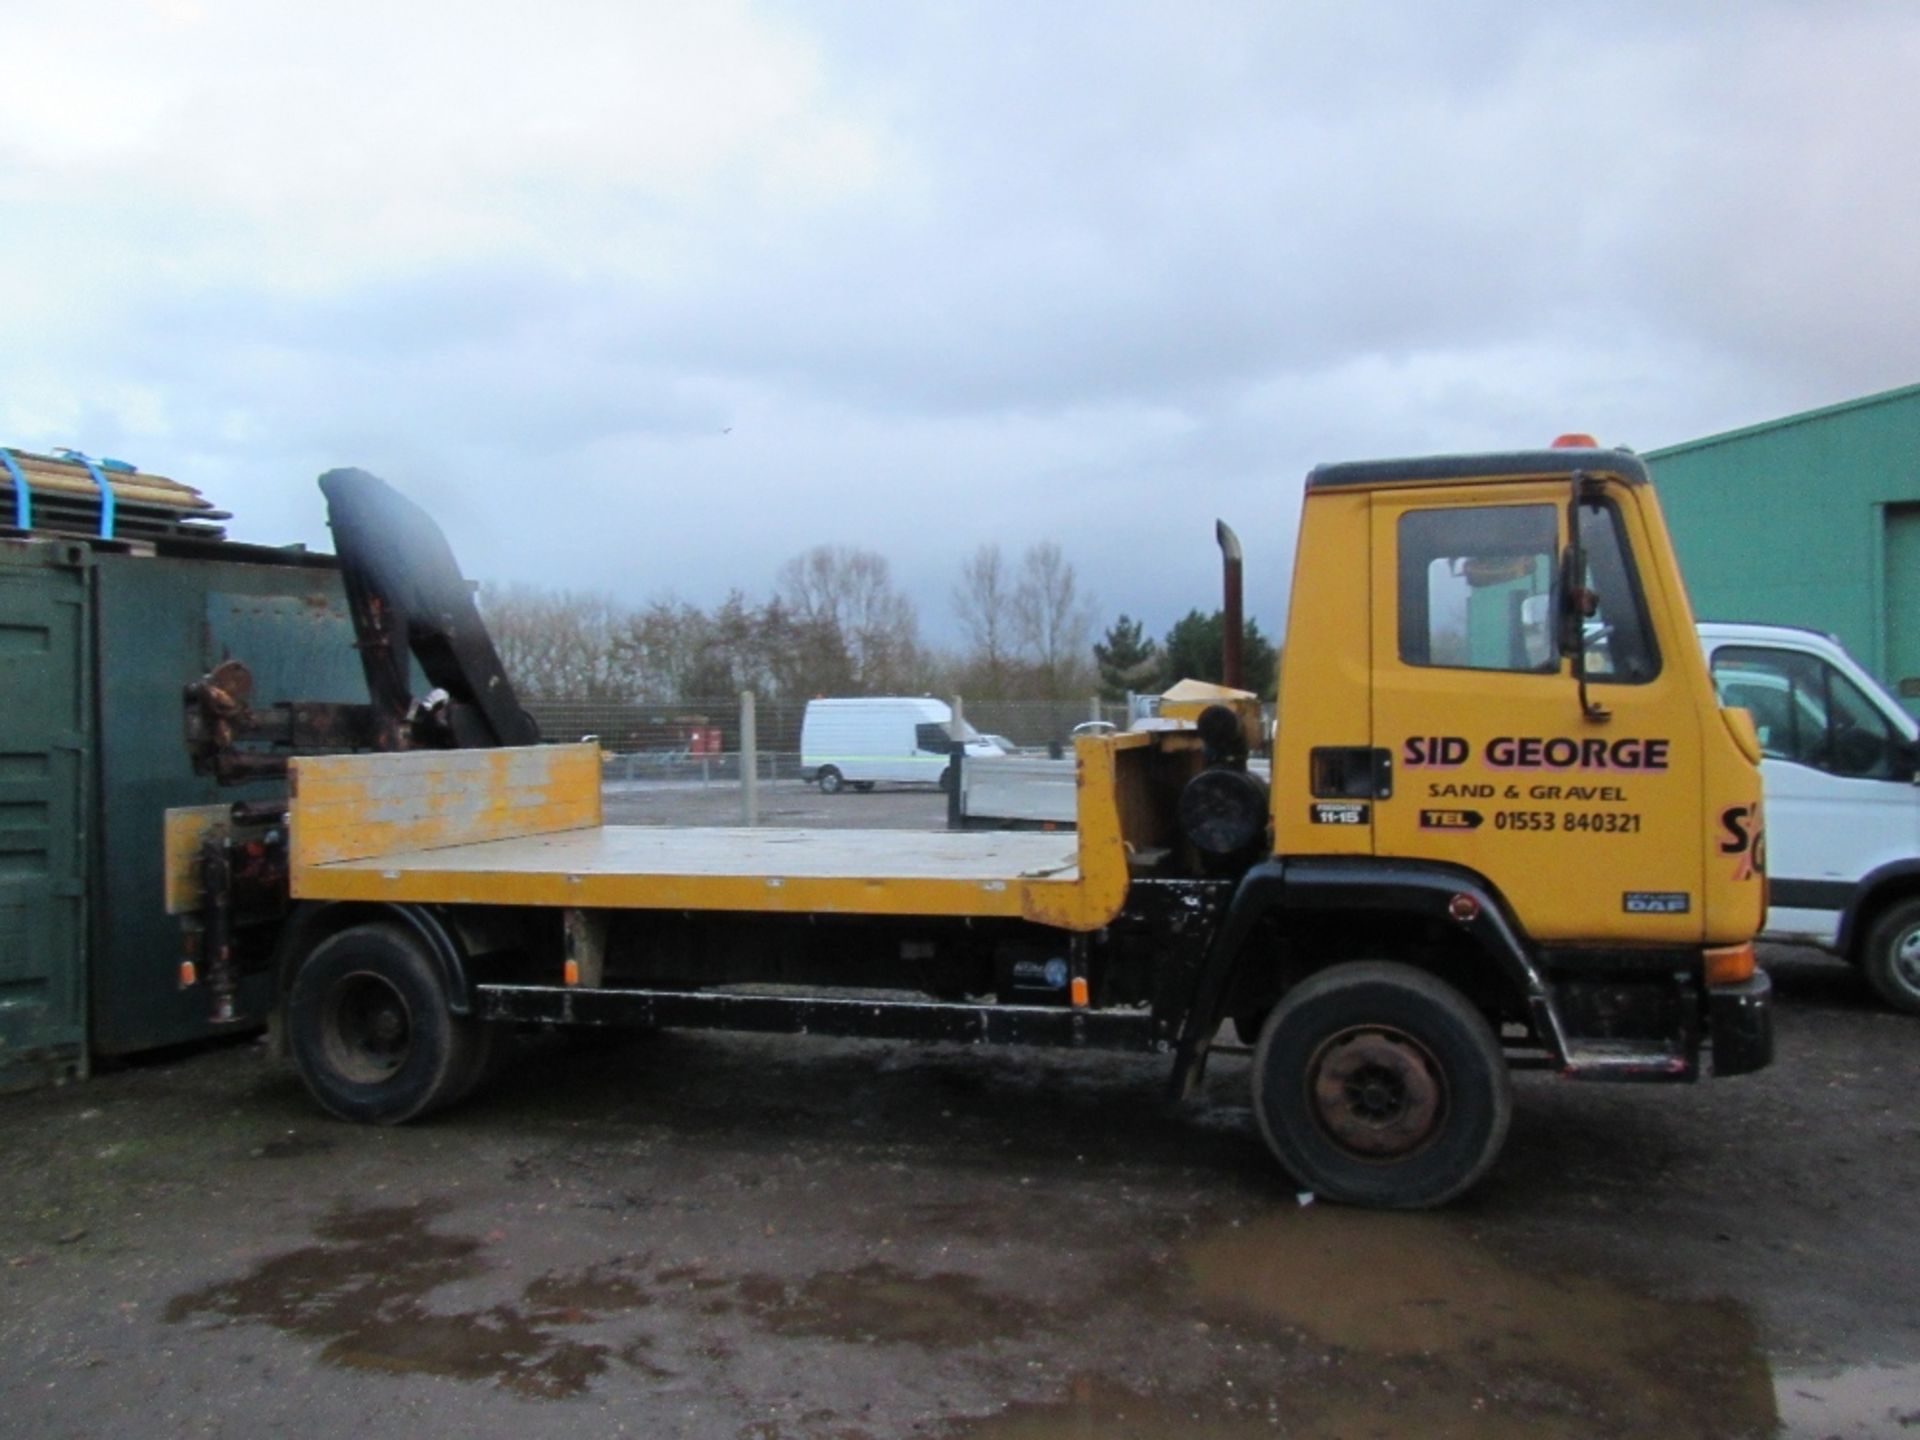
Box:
(282, 741, 1140, 929)
(300, 824, 1084, 916)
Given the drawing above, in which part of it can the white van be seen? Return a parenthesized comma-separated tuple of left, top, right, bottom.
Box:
(800, 697, 999, 794)
(1699, 622, 1920, 1013)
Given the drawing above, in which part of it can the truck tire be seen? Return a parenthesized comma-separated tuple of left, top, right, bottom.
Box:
(818, 766, 844, 795)
(286, 922, 492, 1124)
(1251, 961, 1511, 1209)
(938, 765, 955, 794)
(1862, 898, 1920, 1015)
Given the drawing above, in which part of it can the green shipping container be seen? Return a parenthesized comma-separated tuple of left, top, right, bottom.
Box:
(0, 530, 371, 1088)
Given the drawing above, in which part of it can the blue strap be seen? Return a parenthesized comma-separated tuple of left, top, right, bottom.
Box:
(56, 449, 115, 539)
(0, 450, 28, 530)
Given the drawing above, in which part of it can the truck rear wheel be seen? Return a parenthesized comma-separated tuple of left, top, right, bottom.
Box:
(1862, 899, 1920, 1015)
(286, 922, 492, 1124)
(1251, 961, 1511, 1209)
(817, 766, 844, 794)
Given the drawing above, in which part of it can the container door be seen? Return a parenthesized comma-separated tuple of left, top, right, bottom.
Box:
(0, 547, 89, 1089)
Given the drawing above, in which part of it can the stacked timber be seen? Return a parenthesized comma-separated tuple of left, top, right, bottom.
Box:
(0, 447, 230, 543)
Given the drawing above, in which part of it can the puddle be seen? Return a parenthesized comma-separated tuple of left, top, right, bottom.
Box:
(1775, 1362, 1920, 1436)
(165, 1201, 660, 1397)
(951, 1210, 1781, 1439)
(727, 1261, 1039, 1347)
(1182, 1208, 1777, 1437)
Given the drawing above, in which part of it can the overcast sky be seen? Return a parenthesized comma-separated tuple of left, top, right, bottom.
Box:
(1, 1, 1913, 647)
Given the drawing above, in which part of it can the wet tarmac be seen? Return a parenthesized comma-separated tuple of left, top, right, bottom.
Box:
(150, 1193, 1800, 1437)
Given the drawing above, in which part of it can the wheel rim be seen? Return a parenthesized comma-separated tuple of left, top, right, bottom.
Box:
(320, 970, 415, 1083)
(1303, 1025, 1447, 1161)
(1893, 925, 1920, 995)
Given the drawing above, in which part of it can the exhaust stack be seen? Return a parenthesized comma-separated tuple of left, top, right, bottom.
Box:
(1216, 519, 1243, 690)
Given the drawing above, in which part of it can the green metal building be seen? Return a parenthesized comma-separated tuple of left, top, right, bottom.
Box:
(1646, 383, 1920, 707)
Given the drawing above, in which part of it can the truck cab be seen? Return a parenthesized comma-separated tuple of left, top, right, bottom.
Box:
(1273, 447, 1766, 949)
(1209, 447, 1773, 1191)
(1699, 620, 1920, 1012)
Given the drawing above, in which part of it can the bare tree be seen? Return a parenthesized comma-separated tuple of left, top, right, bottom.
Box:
(478, 583, 637, 700)
(622, 592, 853, 702)
(951, 543, 1016, 692)
(1012, 541, 1095, 697)
(625, 597, 706, 700)
(778, 544, 924, 694)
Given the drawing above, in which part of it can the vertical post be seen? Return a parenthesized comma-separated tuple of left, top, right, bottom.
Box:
(947, 741, 964, 830)
(950, 694, 965, 733)
(1090, 695, 1101, 722)
(739, 690, 759, 827)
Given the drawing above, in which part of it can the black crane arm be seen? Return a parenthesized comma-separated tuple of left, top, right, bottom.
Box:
(184, 467, 537, 782)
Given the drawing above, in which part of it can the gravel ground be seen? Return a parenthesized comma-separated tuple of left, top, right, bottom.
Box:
(1, 782, 1916, 1438)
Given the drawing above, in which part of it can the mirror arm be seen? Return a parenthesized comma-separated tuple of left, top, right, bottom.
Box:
(1566, 472, 1611, 724)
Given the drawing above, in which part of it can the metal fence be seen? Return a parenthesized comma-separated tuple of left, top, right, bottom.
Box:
(524, 696, 1134, 762)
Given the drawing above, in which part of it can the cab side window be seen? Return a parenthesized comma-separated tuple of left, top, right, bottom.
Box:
(915, 722, 953, 754)
(1398, 504, 1557, 672)
(1577, 499, 1660, 682)
(1711, 646, 1901, 779)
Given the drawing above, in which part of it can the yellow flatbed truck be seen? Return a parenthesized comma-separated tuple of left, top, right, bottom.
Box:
(169, 448, 1774, 1208)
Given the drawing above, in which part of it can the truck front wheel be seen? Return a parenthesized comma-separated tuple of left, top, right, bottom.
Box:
(1862, 899, 1920, 1015)
(286, 923, 493, 1124)
(1251, 961, 1511, 1209)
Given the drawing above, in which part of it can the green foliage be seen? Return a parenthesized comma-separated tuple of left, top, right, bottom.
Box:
(1160, 609, 1278, 699)
(1093, 613, 1159, 699)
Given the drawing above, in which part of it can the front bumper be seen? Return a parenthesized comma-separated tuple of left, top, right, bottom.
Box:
(1707, 970, 1773, 1077)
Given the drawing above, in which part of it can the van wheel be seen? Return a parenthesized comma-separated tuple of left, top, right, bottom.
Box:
(853, 781, 875, 792)
(286, 923, 490, 1124)
(938, 765, 955, 793)
(817, 767, 844, 794)
(1862, 899, 1920, 1014)
(1251, 961, 1511, 1209)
